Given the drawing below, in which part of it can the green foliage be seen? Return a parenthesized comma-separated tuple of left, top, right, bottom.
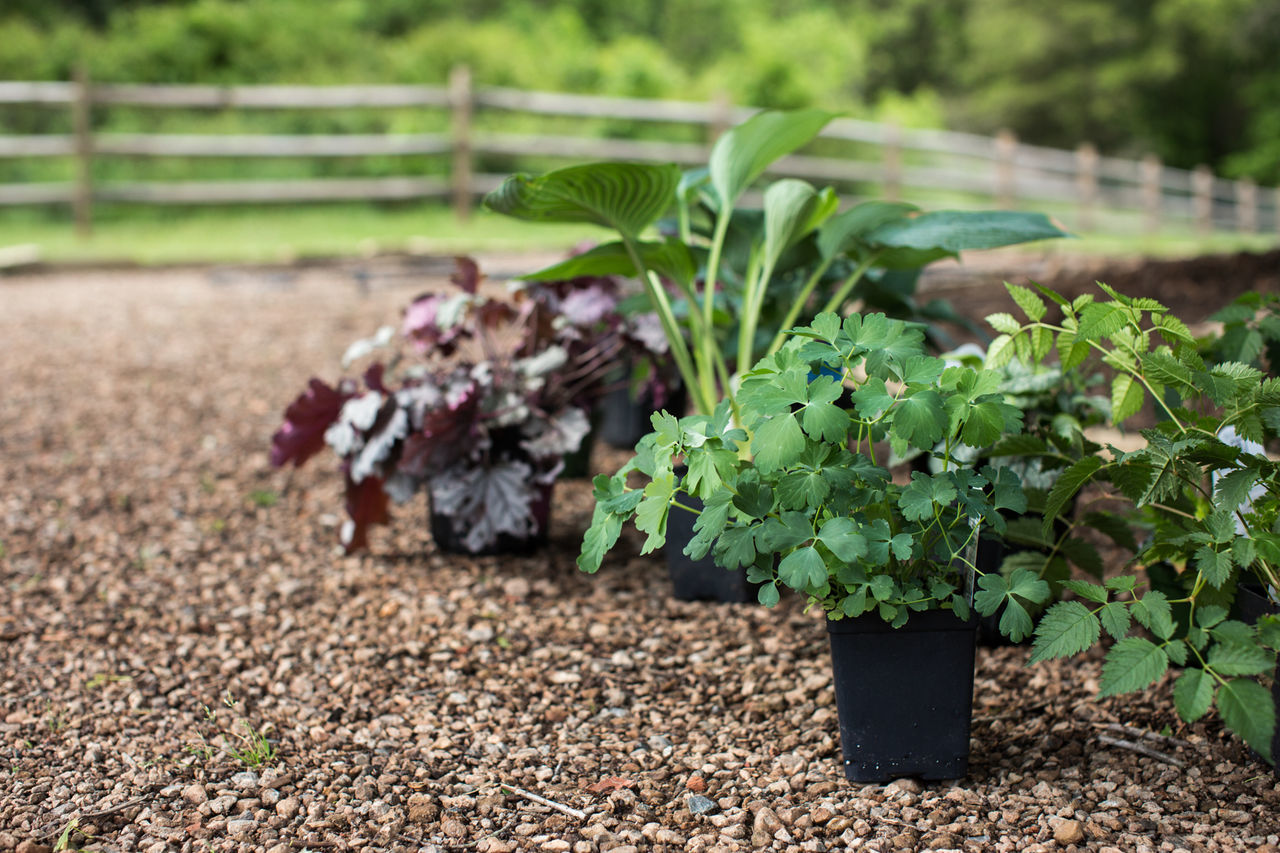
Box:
(493, 108, 1067, 418)
(577, 308, 1049, 627)
(997, 278, 1280, 763)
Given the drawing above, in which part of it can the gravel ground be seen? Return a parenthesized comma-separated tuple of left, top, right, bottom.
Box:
(2, 260, 1279, 853)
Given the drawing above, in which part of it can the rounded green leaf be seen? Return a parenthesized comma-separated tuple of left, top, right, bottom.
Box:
(709, 109, 837, 209)
(484, 161, 681, 240)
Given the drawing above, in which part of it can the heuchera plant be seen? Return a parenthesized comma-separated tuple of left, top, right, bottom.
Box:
(270, 258, 635, 553)
(579, 310, 1051, 635)
(989, 280, 1280, 762)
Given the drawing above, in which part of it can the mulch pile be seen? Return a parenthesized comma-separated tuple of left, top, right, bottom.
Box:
(2, 256, 1278, 852)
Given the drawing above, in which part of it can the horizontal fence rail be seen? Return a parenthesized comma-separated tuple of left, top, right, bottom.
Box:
(0, 67, 1276, 238)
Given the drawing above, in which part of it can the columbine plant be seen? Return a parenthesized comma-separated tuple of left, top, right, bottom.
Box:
(989, 280, 1280, 762)
(270, 258, 630, 553)
(579, 310, 1054, 635)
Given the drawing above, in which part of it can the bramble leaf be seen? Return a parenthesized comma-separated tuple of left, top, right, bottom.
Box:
(1031, 600, 1101, 663)
(1173, 668, 1215, 722)
(1217, 678, 1276, 763)
(1098, 637, 1168, 697)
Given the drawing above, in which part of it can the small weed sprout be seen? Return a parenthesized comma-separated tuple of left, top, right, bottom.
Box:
(84, 673, 131, 691)
(249, 489, 278, 508)
(185, 696, 276, 767)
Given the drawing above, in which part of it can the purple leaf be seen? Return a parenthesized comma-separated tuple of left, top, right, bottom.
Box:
(559, 285, 619, 327)
(341, 472, 390, 553)
(451, 256, 482, 294)
(270, 378, 351, 468)
(429, 460, 536, 552)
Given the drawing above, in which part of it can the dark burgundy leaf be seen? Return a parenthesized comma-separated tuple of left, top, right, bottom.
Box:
(270, 378, 350, 469)
(363, 362, 387, 394)
(451, 256, 482, 294)
(341, 473, 390, 553)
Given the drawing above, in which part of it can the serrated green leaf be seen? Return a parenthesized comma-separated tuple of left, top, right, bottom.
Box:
(1217, 678, 1277, 763)
(1208, 641, 1275, 676)
(1111, 374, 1145, 424)
(757, 582, 781, 607)
(987, 312, 1022, 336)
(1061, 579, 1109, 603)
(1031, 600, 1102, 663)
(1007, 282, 1048, 322)
(1099, 601, 1132, 640)
(1173, 668, 1215, 722)
(802, 400, 851, 443)
(1132, 589, 1176, 640)
(986, 334, 1016, 370)
(1098, 637, 1169, 697)
(900, 473, 958, 522)
(714, 524, 758, 568)
(1043, 456, 1103, 535)
(1195, 546, 1233, 589)
(1078, 302, 1128, 341)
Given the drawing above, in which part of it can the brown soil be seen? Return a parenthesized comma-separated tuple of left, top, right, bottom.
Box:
(1, 254, 1278, 853)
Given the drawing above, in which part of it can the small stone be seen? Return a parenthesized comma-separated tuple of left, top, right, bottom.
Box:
(227, 818, 255, 837)
(752, 806, 783, 847)
(408, 793, 439, 823)
(541, 841, 571, 852)
(275, 797, 300, 820)
(503, 577, 531, 599)
(887, 777, 923, 795)
(1054, 819, 1086, 845)
(442, 818, 468, 838)
(182, 783, 208, 804)
(688, 795, 719, 815)
(811, 806, 834, 824)
(230, 771, 259, 790)
(477, 840, 516, 853)
(16, 842, 52, 853)
(686, 775, 707, 793)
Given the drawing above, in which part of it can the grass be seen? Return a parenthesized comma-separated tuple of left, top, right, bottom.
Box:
(1, 202, 1275, 268)
(0, 203, 610, 266)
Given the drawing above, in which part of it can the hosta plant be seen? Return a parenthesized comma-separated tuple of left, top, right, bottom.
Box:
(270, 258, 631, 553)
(989, 280, 1280, 763)
(485, 107, 1068, 418)
(579, 309, 1054, 637)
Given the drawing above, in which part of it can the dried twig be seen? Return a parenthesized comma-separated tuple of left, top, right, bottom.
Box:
(1101, 722, 1192, 749)
(501, 784, 587, 820)
(1098, 734, 1186, 767)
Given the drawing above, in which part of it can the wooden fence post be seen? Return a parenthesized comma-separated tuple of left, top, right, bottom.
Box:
(1075, 142, 1098, 233)
(1236, 178, 1258, 234)
(995, 129, 1017, 208)
(1192, 165, 1213, 235)
(1141, 154, 1163, 234)
(72, 65, 93, 237)
(883, 123, 902, 202)
(449, 65, 473, 221)
(708, 91, 732, 148)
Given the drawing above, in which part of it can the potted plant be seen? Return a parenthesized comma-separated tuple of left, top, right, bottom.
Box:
(269, 258, 620, 555)
(578, 308, 1047, 781)
(486, 107, 1068, 599)
(989, 280, 1280, 766)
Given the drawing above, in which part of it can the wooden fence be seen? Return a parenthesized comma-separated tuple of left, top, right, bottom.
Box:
(1, 67, 1277, 239)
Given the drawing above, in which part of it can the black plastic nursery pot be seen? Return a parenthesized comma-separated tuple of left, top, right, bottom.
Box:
(1235, 583, 1280, 772)
(429, 481, 554, 557)
(664, 484, 760, 603)
(827, 608, 978, 782)
(598, 376, 688, 450)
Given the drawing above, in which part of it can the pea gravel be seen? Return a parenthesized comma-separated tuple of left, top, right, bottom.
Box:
(2, 260, 1278, 853)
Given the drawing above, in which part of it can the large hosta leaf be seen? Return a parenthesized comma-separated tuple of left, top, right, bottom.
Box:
(816, 201, 918, 260)
(709, 109, 837, 209)
(484, 162, 681, 239)
(517, 238, 696, 287)
(864, 210, 1069, 253)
